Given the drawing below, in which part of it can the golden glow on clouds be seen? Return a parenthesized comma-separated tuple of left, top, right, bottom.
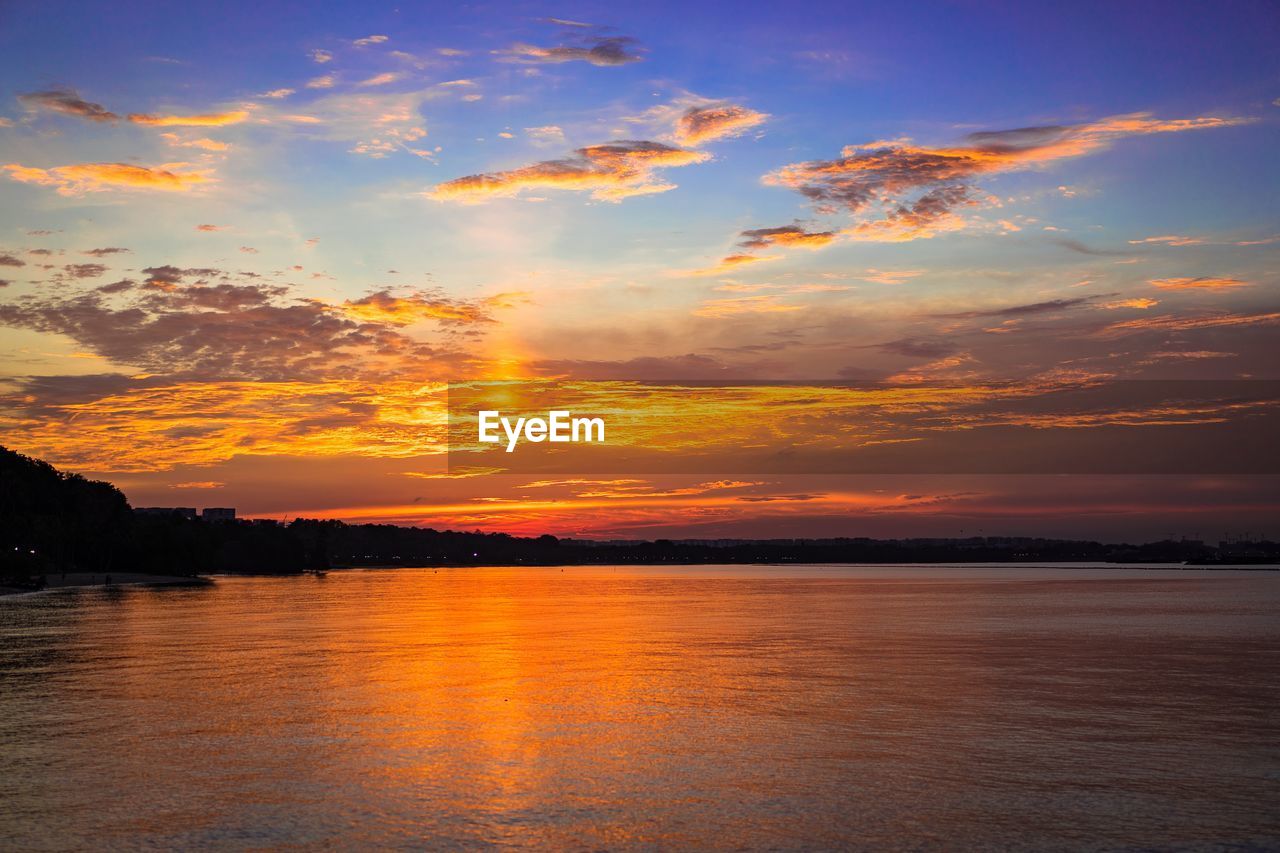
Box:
(674, 104, 768, 145)
(2, 380, 449, 471)
(3, 162, 213, 194)
(1148, 277, 1249, 290)
(341, 291, 495, 325)
(754, 112, 1250, 249)
(127, 110, 249, 127)
(692, 295, 803, 317)
(428, 140, 709, 202)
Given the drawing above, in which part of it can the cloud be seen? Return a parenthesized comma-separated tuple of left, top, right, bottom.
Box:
(496, 36, 643, 66)
(1129, 234, 1203, 246)
(525, 125, 565, 146)
(874, 338, 959, 358)
(763, 112, 1249, 242)
(63, 263, 108, 278)
(358, 72, 401, 87)
(342, 290, 495, 325)
(689, 254, 781, 276)
(195, 224, 225, 232)
(1051, 238, 1128, 256)
(354, 34, 389, 47)
(0, 275, 491, 382)
(1102, 297, 1159, 309)
(160, 133, 230, 151)
(310, 49, 333, 63)
(1148, 277, 1249, 290)
(932, 297, 1091, 320)
(252, 88, 434, 159)
(1100, 311, 1280, 336)
(18, 89, 118, 122)
(128, 110, 248, 127)
(171, 481, 225, 489)
(428, 139, 708, 203)
(140, 265, 221, 287)
(859, 269, 924, 284)
(674, 104, 768, 145)
(738, 225, 836, 251)
(307, 75, 337, 89)
(529, 353, 734, 380)
(4, 162, 213, 195)
(693, 294, 803, 317)
(0, 253, 27, 267)
(258, 88, 296, 99)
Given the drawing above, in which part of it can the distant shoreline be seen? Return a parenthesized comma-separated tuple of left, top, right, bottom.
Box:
(324, 560, 1280, 572)
(0, 573, 214, 597)
(5, 561, 1278, 597)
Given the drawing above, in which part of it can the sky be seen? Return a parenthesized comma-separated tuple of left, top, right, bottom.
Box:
(0, 0, 1278, 541)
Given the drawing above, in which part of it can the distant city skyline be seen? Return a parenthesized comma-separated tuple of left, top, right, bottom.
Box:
(1, 1, 1277, 539)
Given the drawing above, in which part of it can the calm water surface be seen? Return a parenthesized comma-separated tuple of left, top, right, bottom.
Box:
(1, 565, 1278, 850)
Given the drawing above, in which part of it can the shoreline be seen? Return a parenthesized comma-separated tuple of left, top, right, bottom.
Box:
(0, 573, 213, 597)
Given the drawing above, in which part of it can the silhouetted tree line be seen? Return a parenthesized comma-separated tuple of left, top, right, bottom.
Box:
(1, 446, 306, 584)
(3, 446, 1276, 588)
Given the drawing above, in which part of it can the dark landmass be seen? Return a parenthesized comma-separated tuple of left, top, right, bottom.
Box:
(2, 445, 1275, 590)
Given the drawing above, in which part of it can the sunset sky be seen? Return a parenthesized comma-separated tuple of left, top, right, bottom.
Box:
(1, 1, 1277, 540)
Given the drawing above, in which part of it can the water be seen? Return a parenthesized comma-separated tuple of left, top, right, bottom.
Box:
(1, 565, 1278, 850)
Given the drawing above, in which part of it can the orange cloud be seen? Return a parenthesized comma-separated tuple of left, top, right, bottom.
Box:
(688, 254, 781, 276)
(128, 110, 249, 127)
(1148, 276, 1249, 290)
(428, 140, 709, 203)
(1102, 297, 1159, 309)
(160, 133, 230, 151)
(0, 380, 450, 472)
(693, 294, 803, 317)
(4, 162, 213, 195)
(341, 290, 494, 325)
(763, 112, 1250, 241)
(1100, 311, 1280, 336)
(738, 225, 836, 250)
(674, 104, 768, 145)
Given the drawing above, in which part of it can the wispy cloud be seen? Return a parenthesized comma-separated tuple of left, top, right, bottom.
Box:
(18, 89, 118, 122)
(495, 36, 643, 66)
(1129, 234, 1203, 246)
(1148, 276, 1249, 290)
(358, 72, 401, 87)
(674, 104, 767, 145)
(738, 225, 836, 250)
(128, 110, 249, 127)
(763, 113, 1250, 243)
(428, 140, 708, 203)
(688, 254, 781, 276)
(4, 162, 213, 195)
(693, 294, 801, 317)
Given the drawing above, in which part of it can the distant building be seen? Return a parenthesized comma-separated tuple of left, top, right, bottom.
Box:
(134, 507, 197, 520)
(201, 507, 236, 522)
